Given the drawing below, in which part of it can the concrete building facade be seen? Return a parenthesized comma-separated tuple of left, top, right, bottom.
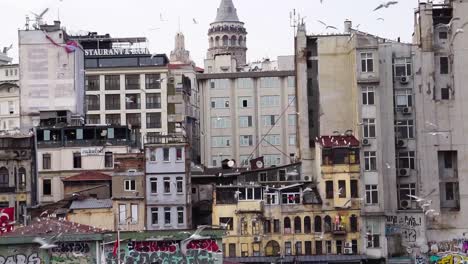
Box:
(0, 64, 20, 131)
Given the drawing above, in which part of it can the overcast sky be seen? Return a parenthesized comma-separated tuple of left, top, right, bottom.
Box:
(1, 0, 426, 66)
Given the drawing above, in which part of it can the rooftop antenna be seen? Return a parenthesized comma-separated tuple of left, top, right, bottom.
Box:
(289, 9, 299, 37)
(25, 15, 30, 30)
(178, 16, 181, 32)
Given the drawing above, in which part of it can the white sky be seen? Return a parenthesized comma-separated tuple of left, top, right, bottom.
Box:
(0, 0, 422, 66)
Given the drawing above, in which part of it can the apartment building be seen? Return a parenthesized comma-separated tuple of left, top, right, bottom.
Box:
(0, 64, 20, 131)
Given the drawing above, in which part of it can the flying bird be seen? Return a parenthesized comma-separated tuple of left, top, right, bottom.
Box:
(125, 97, 134, 103)
(407, 194, 426, 202)
(2, 44, 13, 54)
(425, 209, 436, 215)
(180, 225, 211, 255)
(436, 17, 460, 30)
(33, 237, 57, 249)
(193, 18, 198, 24)
(377, 18, 385, 21)
(374, 1, 398, 11)
(160, 13, 167, 22)
(317, 20, 338, 30)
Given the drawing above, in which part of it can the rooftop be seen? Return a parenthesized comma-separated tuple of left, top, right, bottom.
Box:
(214, 0, 240, 23)
(70, 198, 113, 210)
(317, 135, 360, 148)
(4, 218, 106, 237)
(63, 171, 112, 182)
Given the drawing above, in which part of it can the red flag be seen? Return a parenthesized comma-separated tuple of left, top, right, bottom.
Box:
(112, 239, 119, 257)
(0, 207, 14, 235)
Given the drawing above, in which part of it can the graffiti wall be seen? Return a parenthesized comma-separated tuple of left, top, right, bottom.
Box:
(385, 213, 426, 245)
(0, 253, 41, 264)
(50, 242, 96, 264)
(427, 239, 468, 264)
(104, 239, 222, 264)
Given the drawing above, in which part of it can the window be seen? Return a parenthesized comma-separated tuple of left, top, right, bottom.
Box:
(265, 193, 279, 205)
(151, 208, 158, 225)
(239, 116, 253, 128)
(177, 207, 184, 224)
(363, 118, 376, 138)
(336, 240, 343, 254)
(364, 151, 377, 171)
(210, 97, 230, 108)
(125, 74, 140, 90)
(260, 77, 280, 88)
(145, 74, 161, 89)
(146, 93, 161, 109)
(351, 180, 358, 198)
(104, 152, 113, 168)
(239, 135, 253, 146)
(264, 220, 272, 234)
(150, 178, 158, 194)
(274, 219, 280, 233)
(361, 53, 374, 72)
(211, 117, 231, 129)
(131, 204, 138, 223)
(241, 243, 248, 257)
(338, 180, 346, 198)
(294, 216, 302, 233)
(73, 153, 81, 169)
(324, 216, 332, 233)
(288, 95, 296, 106)
(288, 114, 297, 126)
(326, 181, 334, 199)
(164, 207, 171, 225)
(220, 217, 234, 230)
(314, 216, 322, 232)
(228, 244, 236, 257)
(125, 180, 136, 191)
(42, 153, 51, 170)
(439, 31, 448, 40)
(362, 87, 375, 105)
(241, 218, 248, 235)
(212, 136, 231, 147)
(43, 179, 51, 195)
(176, 148, 183, 161)
(304, 216, 311, 233)
(366, 220, 380, 248)
(326, 241, 332, 254)
(126, 113, 141, 128)
(445, 182, 459, 201)
(365, 185, 379, 205)
(441, 87, 450, 100)
(86, 95, 100, 111)
(395, 90, 413, 108)
(262, 134, 280, 146)
(352, 240, 358, 254)
(261, 115, 279, 126)
(260, 96, 280, 107)
(282, 193, 300, 204)
(443, 151, 454, 169)
(176, 177, 183, 193)
(315, 241, 323, 255)
(18, 168, 26, 189)
(285, 242, 292, 255)
(394, 58, 412, 77)
(287, 77, 295, 87)
(295, 241, 302, 255)
(105, 75, 120, 90)
(210, 79, 230, 89)
(440, 56, 449, 74)
(164, 177, 171, 193)
(238, 97, 253, 108)
(395, 120, 414, 139)
(105, 94, 120, 110)
(237, 78, 254, 89)
(264, 155, 281, 166)
(125, 94, 140, 109)
(398, 151, 415, 169)
(398, 183, 416, 207)
(146, 113, 162, 128)
(350, 215, 358, 232)
(119, 204, 126, 224)
(289, 134, 296, 146)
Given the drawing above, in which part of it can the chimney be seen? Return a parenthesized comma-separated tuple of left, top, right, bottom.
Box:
(344, 20, 352, 33)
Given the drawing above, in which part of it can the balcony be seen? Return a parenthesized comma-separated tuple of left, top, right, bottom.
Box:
(331, 224, 347, 236)
(146, 133, 187, 145)
(168, 114, 185, 123)
(321, 164, 360, 175)
(236, 200, 264, 213)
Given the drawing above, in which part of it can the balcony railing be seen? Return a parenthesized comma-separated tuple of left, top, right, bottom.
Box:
(146, 133, 187, 144)
(331, 224, 347, 235)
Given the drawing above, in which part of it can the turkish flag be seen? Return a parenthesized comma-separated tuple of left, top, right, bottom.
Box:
(0, 207, 14, 235)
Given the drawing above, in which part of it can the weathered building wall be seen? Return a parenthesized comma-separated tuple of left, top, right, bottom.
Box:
(68, 208, 114, 231)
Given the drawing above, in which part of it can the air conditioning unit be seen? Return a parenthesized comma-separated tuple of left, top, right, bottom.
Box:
(344, 248, 353, 255)
(398, 168, 410, 177)
(396, 139, 407, 148)
(402, 107, 412, 115)
(253, 236, 262, 242)
(399, 199, 411, 209)
(362, 139, 371, 146)
(399, 76, 409, 84)
(344, 242, 353, 248)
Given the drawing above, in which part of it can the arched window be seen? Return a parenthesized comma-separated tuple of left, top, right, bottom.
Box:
(239, 36, 244, 46)
(304, 216, 311, 233)
(222, 35, 229, 46)
(324, 215, 332, 233)
(215, 36, 220, 47)
(18, 167, 26, 187)
(314, 216, 322, 232)
(284, 217, 291, 234)
(265, 240, 281, 256)
(294, 216, 301, 233)
(0, 167, 8, 187)
(350, 214, 358, 232)
(230, 35, 237, 46)
(209, 37, 214, 48)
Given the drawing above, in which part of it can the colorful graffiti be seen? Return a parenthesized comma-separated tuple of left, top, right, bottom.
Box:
(385, 213, 425, 244)
(104, 239, 222, 264)
(50, 242, 94, 264)
(429, 254, 468, 264)
(427, 239, 468, 264)
(0, 253, 41, 264)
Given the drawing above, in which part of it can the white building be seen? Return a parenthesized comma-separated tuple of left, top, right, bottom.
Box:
(18, 21, 85, 129)
(0, 64, 20, 131)
(145, 135, 191, 230)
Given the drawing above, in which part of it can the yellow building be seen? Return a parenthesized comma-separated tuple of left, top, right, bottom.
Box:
(213, 160, 364, 263)
(67, 198, 114, 230)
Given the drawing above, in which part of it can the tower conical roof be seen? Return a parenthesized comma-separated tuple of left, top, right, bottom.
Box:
(214, 0, 240, 22)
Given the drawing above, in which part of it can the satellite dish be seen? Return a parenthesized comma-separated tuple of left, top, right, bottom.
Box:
(256, 160, 264, 168)
(227, 160, 235, 168)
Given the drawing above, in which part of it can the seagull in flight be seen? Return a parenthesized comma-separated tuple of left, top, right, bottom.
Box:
(407, 194, 426, 202)
(33, 237, 57, 249)
(193, 18, 198, 24)
(317, 20, 338, 30)
(377, 18, 385, 21)
(160, 13, 167, 22)
(180, 225, 211, 255)
(374, 1, 398, 11)
(436, 17, 460, 30)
